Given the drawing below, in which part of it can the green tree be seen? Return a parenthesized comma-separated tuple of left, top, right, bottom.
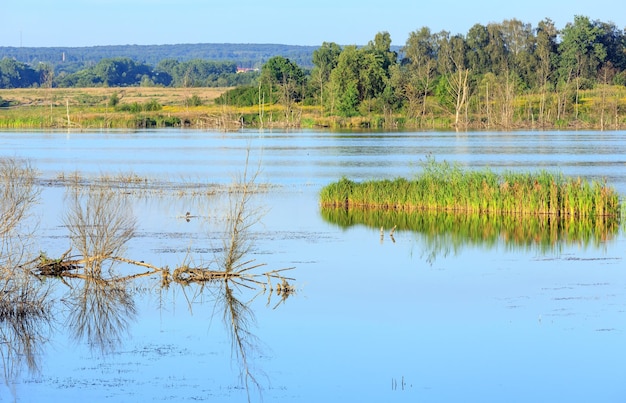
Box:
(401, 27, 438, 118)
(0, 58, 39, 88)
(535, 18, 558, 124)
(93, 58, 152, 86)
(466, 24, 490, 74)
(261, 56, 305, 120)
(312, 42, 342, 111)
(558, 15, 607, 119)
(436, 32, 471, 127)
(593, 20, 626, 71)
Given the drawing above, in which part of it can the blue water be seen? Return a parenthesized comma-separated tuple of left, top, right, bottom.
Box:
(1, 129, 626, 402)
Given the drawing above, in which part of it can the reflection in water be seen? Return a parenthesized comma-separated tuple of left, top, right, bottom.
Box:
(59, 184, 140, 353)
(64, 183, 136, 277)
(0, 159, 51, 393)
(64, 277, 137, 354)
(0, 300, 51, 393)
(165, 152, 295, 401)
(322, 207, 620, 261)
(32, 158, 296, 400)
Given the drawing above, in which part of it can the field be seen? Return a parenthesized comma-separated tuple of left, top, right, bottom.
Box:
(3, 85, 626, 130)
(0, 87, 227, 107)
(0, 87, 243, 129)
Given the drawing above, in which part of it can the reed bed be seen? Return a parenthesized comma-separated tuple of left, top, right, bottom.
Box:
(319, 160, 621, 218)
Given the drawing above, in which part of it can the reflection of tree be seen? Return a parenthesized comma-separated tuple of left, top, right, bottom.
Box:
(0, 158, 50, 392)
(65, 277, 136, 354)
(321, 207, 621, 262)
(64, 185, 136, 277)
(0, 304, 51, 390)
(170, 151, 295, 401)
(60, 185, 138, 353)
(32, 156, 296, 401)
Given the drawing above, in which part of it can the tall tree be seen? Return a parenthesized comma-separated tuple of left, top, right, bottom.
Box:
(535, 18, 558, 125)
(261, 56, 305, 120)
(436, 32, 471, 128)
(401, 27, 438, 119)
(558, 15, 607, 119)
(466, 24, 490, 74)
(312, 42, 342, 112)
(329, 46, 361, 117)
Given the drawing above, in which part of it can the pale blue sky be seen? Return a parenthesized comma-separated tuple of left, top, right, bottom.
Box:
(1, 0, 624, 48)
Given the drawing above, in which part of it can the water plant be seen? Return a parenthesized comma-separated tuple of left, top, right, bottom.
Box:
(320, 158, 621, 218)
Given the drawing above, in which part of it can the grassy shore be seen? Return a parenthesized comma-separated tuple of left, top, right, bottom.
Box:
(2, 86, 626, 130)
(320, 159, 621, 218)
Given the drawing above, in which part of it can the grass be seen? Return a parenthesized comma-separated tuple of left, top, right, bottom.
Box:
(3, 86, 626, 130)
(0, 87, 231, 129)
(319, 158, 622, 218)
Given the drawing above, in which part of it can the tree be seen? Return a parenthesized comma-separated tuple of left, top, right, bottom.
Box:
(312, 42, 341, 111)
(593, 20, 626, 71)
(436, 32, 471, 128)
(401, 27, 438, 119)
(0, 58, 39, 88)
(535, 18, 558, 125)
(329, 46, 361, 117)
(500, 19, 536, 88)
(558, 15, 607, 119)
(261, 56, 305, 121)
(466, 24, 490, 74)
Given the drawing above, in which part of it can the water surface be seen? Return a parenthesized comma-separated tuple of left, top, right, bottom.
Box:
(1, 129, 626, 402)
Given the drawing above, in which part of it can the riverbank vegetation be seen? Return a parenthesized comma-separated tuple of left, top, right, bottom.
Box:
(319, 159, 621, 218)
(2, 15, 626, 130)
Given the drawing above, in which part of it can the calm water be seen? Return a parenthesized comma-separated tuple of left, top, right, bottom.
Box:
(1, 129, 626, 402)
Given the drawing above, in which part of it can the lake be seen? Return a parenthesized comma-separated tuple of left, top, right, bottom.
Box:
(1, 129, 626, 402)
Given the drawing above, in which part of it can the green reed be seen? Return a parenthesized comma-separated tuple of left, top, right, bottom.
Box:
(319, 159, 621, 218)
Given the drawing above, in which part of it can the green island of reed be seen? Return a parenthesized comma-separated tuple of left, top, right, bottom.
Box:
(319, 160, 621, 218)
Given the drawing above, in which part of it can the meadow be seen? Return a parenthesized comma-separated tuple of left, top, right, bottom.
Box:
(3, 86, 626, 130)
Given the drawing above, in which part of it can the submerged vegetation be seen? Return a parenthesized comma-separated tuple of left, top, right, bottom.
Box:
(320, 159, 621, 218)
(0, 156, 295, 400)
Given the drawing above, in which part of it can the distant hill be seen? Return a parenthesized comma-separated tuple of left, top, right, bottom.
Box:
(0, 43, 320, 70)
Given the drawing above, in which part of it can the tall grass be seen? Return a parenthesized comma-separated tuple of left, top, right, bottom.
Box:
(319, 159, 621, 218)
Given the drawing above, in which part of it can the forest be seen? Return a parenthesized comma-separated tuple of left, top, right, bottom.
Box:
(2, 16, 626, 129)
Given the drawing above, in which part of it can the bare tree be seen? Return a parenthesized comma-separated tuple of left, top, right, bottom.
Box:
(64, 184, 136, 277)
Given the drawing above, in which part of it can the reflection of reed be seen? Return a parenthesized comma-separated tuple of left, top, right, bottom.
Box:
(321, 207, 620, 252)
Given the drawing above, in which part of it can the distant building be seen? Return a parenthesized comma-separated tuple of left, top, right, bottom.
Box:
(236, 67, 259, 73)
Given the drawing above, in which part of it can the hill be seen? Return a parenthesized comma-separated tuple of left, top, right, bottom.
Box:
(0, 43, 319, 70)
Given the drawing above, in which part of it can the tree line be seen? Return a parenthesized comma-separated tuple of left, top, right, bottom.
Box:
(3, 16, 626, 128)
(0, 57, 259, 88)
(0, 43, 317, 73)
(220, 16, 626, 128)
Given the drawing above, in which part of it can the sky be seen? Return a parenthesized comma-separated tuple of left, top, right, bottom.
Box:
(1, 0, 625, 48)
